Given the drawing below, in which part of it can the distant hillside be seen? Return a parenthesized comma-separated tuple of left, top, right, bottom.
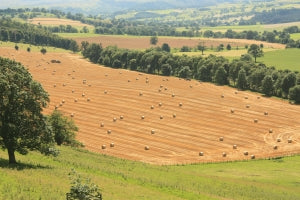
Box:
(0, 0, 242, 14)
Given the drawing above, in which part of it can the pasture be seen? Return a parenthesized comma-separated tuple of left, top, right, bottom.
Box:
(0, 47, 299, 165)
(257, 48, 300, 71)
(1, 146, 299, 200)
(28, 17, 93, 28)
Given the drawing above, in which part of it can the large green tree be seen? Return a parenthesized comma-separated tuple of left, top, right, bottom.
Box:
(0, 57, 54, 164)
(237, 69, 248, 90)
(262, 75, 274, 96)
(248, 44, 263, 63)
(289, 85, 300, 103)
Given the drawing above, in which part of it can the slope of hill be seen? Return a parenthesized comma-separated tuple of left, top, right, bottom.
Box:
(0, 47, 299, 165)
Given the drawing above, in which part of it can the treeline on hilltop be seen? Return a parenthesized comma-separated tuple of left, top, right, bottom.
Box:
(2, 8, 300, 46)
(81, 42, 300, 103)
(0, 18, 79, 51)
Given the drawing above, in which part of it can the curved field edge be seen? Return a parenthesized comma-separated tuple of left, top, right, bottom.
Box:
(0, 147, 300, 200)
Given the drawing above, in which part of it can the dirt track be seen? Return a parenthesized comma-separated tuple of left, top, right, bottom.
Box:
(1, 47, 299, 165)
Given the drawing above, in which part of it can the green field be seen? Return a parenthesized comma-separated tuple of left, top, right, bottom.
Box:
(0, 146, 300, 200)
(257, 48, 300, 71)
(291, 33, 300, 40)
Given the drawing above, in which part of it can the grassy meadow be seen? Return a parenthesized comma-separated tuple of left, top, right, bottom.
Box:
(257, 48, 300, 71)
(0, 146, 300, 200)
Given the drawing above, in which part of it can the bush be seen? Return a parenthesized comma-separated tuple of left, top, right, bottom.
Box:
(66, 169, 102, 200)
(289, 85, 300, 103)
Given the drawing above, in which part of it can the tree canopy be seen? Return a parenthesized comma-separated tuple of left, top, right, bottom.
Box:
(248, 44, 263, 62)
(0, 57, 55, 164)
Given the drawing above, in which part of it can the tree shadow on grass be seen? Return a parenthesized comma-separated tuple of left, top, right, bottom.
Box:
(0, 158, 52, 170)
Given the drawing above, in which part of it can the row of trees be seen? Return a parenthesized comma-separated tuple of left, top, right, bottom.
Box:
(0, 18, 79, 51)
(0, 57, 81, 164)
(81, 42, 300, 103)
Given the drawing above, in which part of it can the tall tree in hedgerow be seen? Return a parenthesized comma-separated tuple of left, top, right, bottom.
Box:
(0, 57, 55, 164)
(248, 44, 263, 63)
(237, 69, 248, 90)
(262, 75, 274, 96)
(289, 85, 300, 104)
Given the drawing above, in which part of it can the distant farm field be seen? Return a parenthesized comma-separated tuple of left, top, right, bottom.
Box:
(28, 17, 93, 28)
(70, 35, 285, 50)
(1, 47, 299, 165)
(257, 48, 300, 71)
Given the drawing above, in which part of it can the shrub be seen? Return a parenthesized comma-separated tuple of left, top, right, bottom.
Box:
(289, 85, 300, 103)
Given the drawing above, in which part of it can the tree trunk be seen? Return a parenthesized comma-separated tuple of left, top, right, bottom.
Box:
(8, 147, 17, 164)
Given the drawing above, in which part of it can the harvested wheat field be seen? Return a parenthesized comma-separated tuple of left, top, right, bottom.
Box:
(74, 35, 286, 50)
(1, 47, 300, 165)
(28, 17, 93, 28)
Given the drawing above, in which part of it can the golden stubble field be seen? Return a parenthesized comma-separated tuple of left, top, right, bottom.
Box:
(74, 36, 286, 50)
(1, 47, 299, 165)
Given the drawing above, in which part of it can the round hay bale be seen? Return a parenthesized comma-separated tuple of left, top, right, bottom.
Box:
(179, 102, 183, 107)
(222, 152, 227, 157)
(151, 129, 155, 134)
(160, 115, 164, 119)
(251, 155, 255, 159)
(164, 87, 168, 91)
(254, 119, 258, 123)
(119, 72, 122, 74)
(141, 116, 145, 120)
(110, 143, 114, 147)
(160, 85, 163, 88)
(62, 99, 65, 104)
(53, 70, 56, 73)
(166, 78, 169, 81)
(277, 138, 281, 142)
(244, 151, 248, 156)
(231, 109, 235, 113)
(55, 105, 58, 110)
(173, 113, 176, 118)
(72, 77, 75, 79)
(100, 123, 104, 127)
(190, 85, 193, 88)
(113, 117, 117, 122)
(74, 99, 78, 102)
(101, 145, 106, 149)
(128, 79, 131, 82)
(136, 77, 139, 80)
(87, 98, 91, 102)
(151, 105, 154, 109)
(146, 80, 149, 83)
(245, 96, 248, 99)
(70, 113, 74, 117)
(159, 102, 162, 107)
(105, 74, 108, 77)
(158, 89, 162, 92)
(288, 139, 292, 143)
(246, 104, 250, 108)
(269, 129, 273, 133)
(53, 84, 56, 87)
(235, 91, 238, 94)
(273, 145, 278, 150)
(219, 137, 224, 141)
(120, 115, 124, 120)
(144, 146, 150, 150)
(88, 84, 92, 87)
(233, 144, 237, 149)
(82, 93, 85, 97)
(221, 94, 224, 98)
(72, 90, 75, 93)
(59, 103, 63, 107)
(82, 80, 86, 84)
(73, 70, 75, 72)
(139, 92, 143, 96)
(264, 112, 268, 115)
(172, 93, 175, 97)
(104, 90, 108, 94)
(63, 83, 66, 87)
(68, 73, 71, 76)
(107, 130, 111, 134)
(257, 96, 261, 99)
(199, 152, 204, 156)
